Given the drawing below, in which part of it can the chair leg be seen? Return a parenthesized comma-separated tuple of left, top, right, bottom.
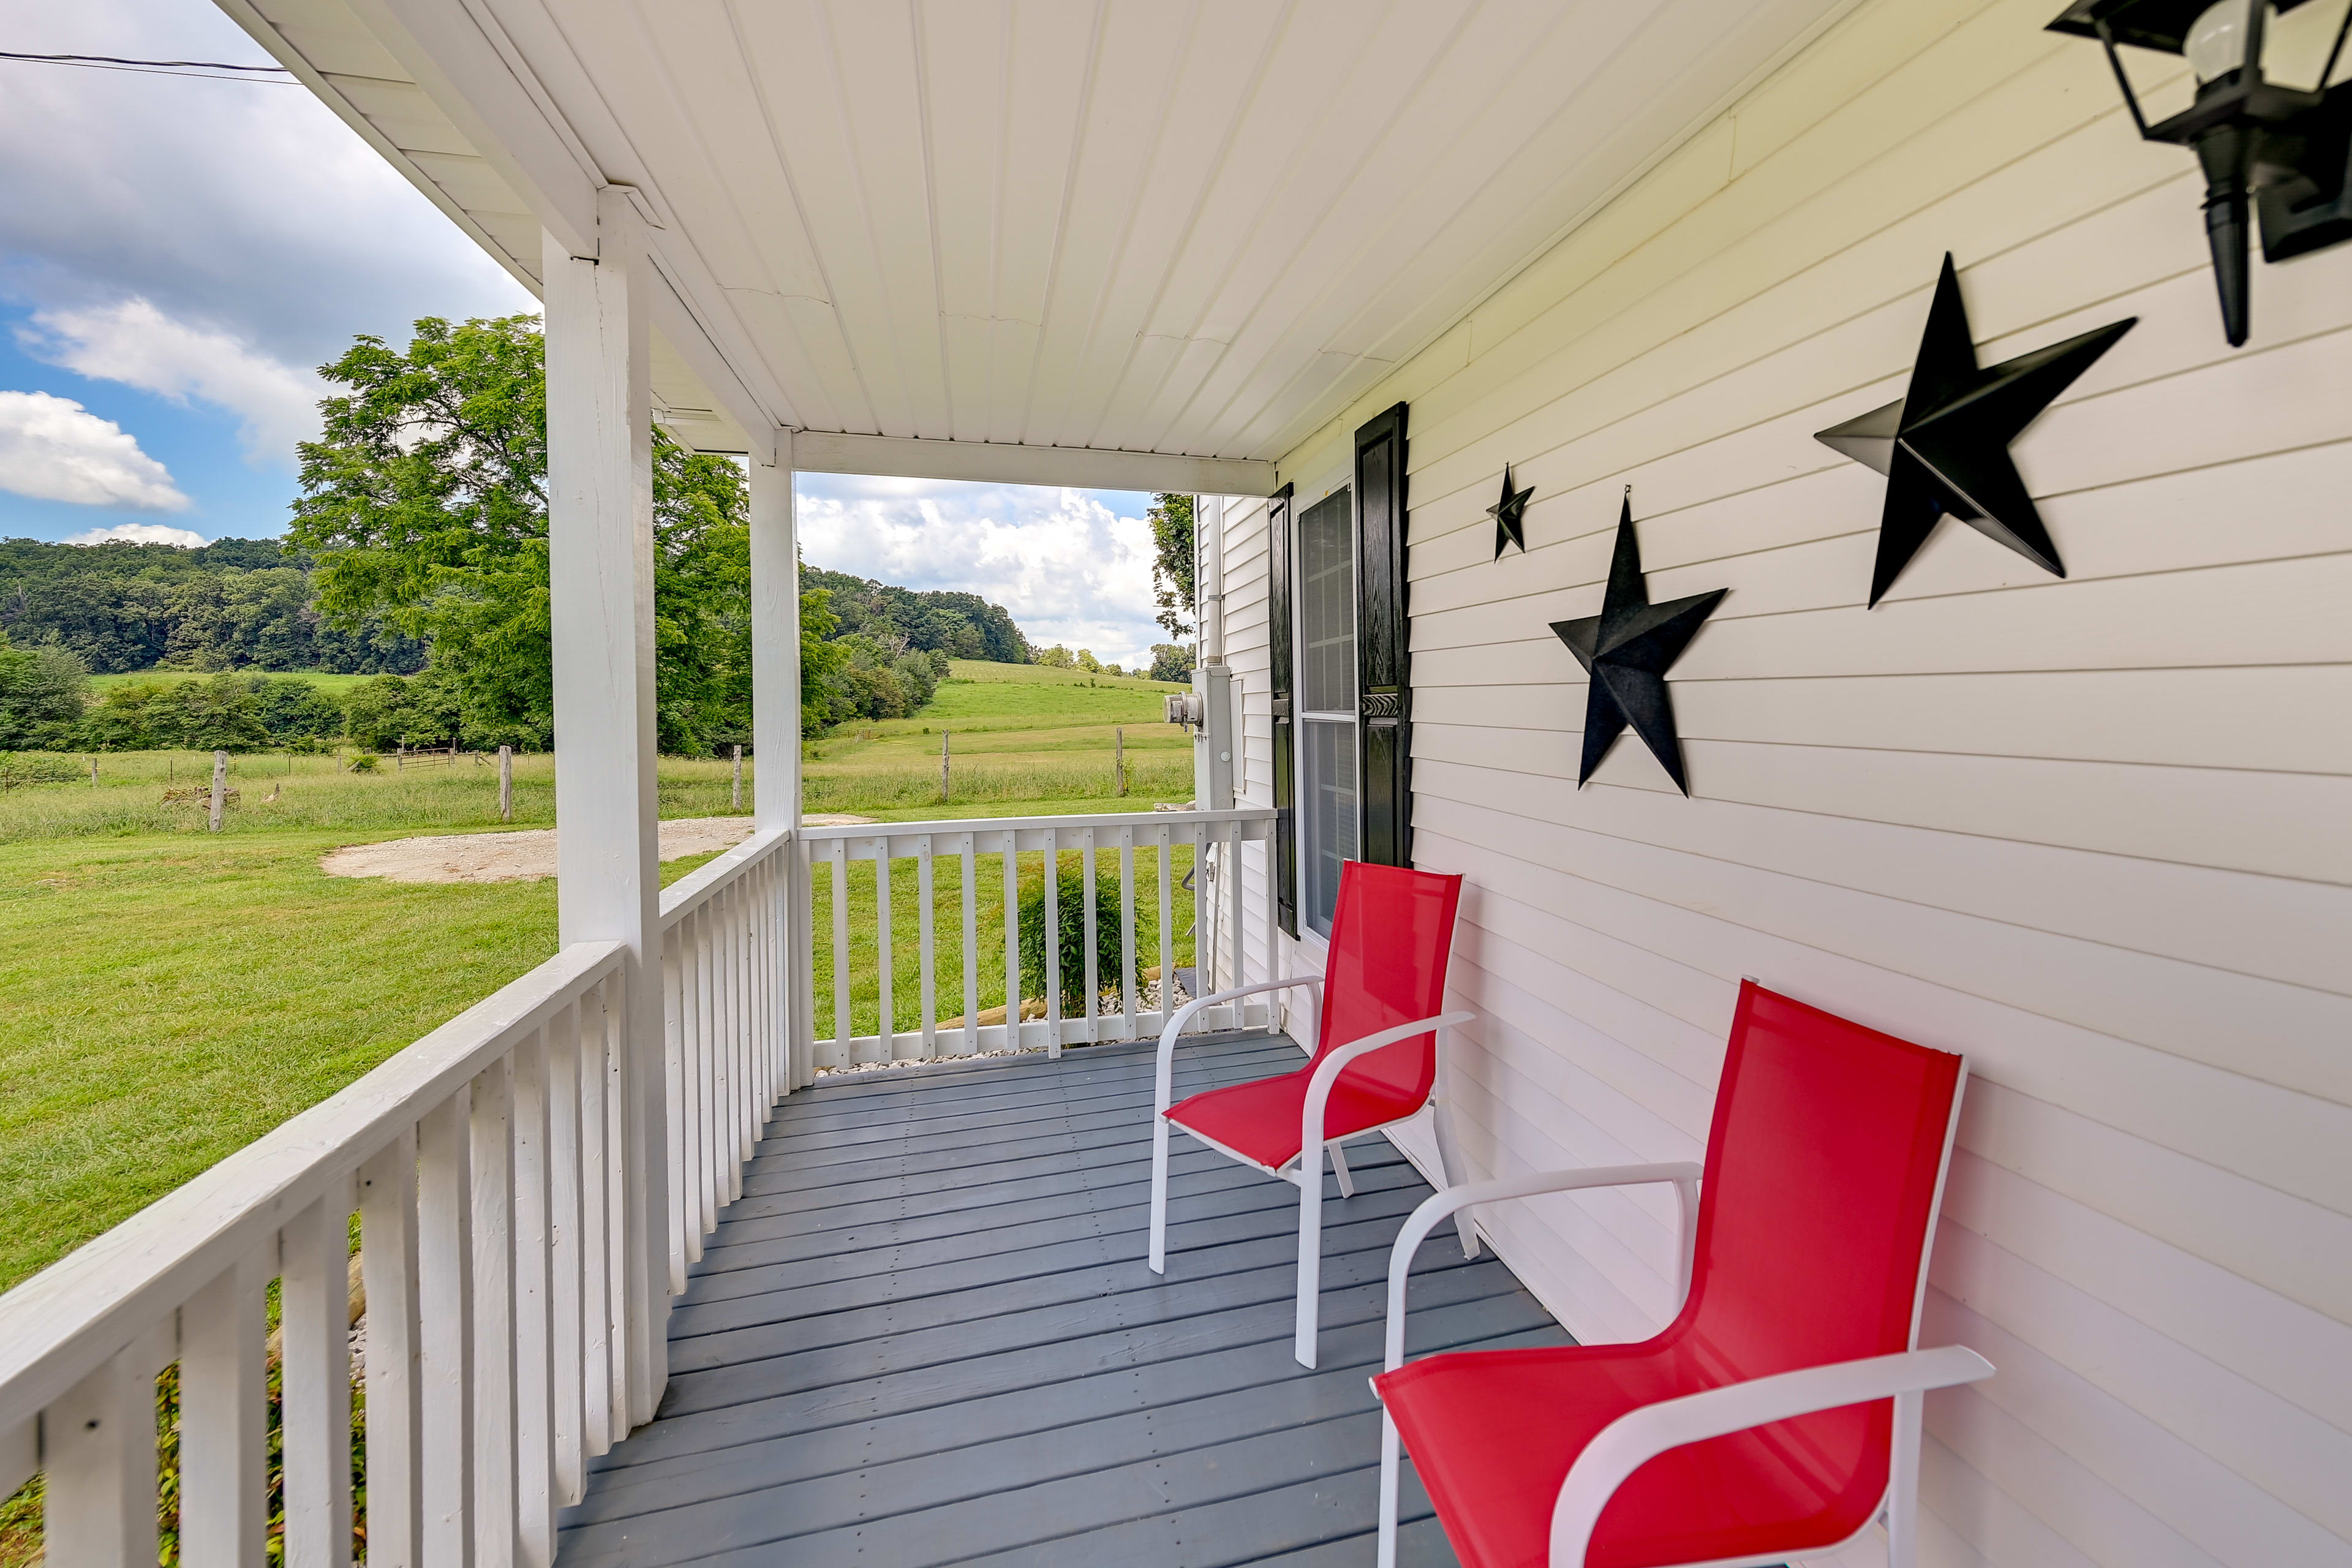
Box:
(1888, 1389, 1923, 1568)
(1378, 1409, 1403, 1568)
(1431, 1098, 1479, 1259)
(1294, 1147, 1324, 1367)
(1148, 1117, 1171, 1275)
(1329, 1140, 1355, 1198)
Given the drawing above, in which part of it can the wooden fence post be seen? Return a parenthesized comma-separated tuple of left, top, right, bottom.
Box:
(1115, 728, 1126, 797)
(89, 756, 98, 788)
(732, 744, 743, 811)
(499, 745, 514, 822)
(210, 750, 228, 832)
(398, 744, 405, 772)
(940, 731, 950, 804)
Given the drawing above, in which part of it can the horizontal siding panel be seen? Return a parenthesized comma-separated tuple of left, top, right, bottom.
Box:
(1414, 772, 2352, 1109)
(1409, 804, 2352, 1219)
(1418, 720, 2352, 891)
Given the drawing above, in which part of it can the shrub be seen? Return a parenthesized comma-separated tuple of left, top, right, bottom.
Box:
(1018, 858, 1128, 1016)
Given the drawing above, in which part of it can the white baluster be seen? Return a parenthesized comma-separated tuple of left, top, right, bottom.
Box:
(575, 1001, 611, 1457)
(597, 979, 631, 1444)
(544, 1007, 585, 1502)
(42, 1340, 160, 1568)
(958, 833, 979, 1058)
(509, 1031, 556, 1568)
(1043, 827, 1060, 1060)
(359, 1128, 423, 1565)
(660, 930, 688, 1283)
(1119, 826, 1138, 1040)
(1158, 826, 1174, 1033)
(280, 1184, 355, 1568)
(1082, 827, 1099, 1044)
(470, 1063, 518, 1568)
(918, 835, 937, 1059)
(873, 839, 895, 1063)
(1001, 831, 1020, 1052)
(828, 839, 850, 1069)
(178, 1245, 270, 1568)
(415, 1089, 475, 1568)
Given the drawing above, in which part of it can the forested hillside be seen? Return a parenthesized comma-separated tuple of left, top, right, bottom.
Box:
(0, 538, 423, 674)
(801, 567, 1030, 663)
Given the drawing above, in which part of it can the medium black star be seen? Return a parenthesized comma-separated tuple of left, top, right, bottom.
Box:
(1550, 492, 1727, 796)
(1488, 464, 1535, 559)
(1815, 253, 2135, 606)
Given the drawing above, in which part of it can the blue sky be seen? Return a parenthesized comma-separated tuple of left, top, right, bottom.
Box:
(0, 0, 1173, 666)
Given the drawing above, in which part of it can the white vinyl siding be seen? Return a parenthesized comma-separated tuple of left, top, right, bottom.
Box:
(1250, 0, 2352, 1562)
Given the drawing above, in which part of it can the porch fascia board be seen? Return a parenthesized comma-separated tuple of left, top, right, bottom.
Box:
(790, 431, 1274, 497)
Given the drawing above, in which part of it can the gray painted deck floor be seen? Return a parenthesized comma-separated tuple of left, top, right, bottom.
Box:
(560, 1031, 1569, 1567)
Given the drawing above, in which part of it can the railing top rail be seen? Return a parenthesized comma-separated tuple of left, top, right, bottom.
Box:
(659, 823, 790, 930)
(794, 805, 1275, 844)
(0, 937, 626, 1430)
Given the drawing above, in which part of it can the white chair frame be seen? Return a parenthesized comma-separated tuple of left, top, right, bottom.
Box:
(1373, 1062, 1988, 1568)
(1147, 973, 1477, 1367)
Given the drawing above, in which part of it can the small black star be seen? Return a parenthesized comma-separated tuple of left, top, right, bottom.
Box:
(1817, 254, 2135, 606)
(1488, 464, 1535, 559)
(1550, 492, 1727, 796)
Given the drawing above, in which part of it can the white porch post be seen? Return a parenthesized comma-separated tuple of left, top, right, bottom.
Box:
(749, 431, 809, 1088)
(543, 188, 669, 1424)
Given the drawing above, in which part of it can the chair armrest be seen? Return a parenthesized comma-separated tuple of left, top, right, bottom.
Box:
(1299, 1011, 1476, 1179)
(1548, 1345, 1995, 1567)
(1156, 974, 1326, 1114)
(1382, 1164, 1702, 1372)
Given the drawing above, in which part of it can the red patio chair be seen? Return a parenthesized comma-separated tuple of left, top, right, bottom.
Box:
(1149, 860, 1474, 1368)
(1371, 980, 1992, 1568)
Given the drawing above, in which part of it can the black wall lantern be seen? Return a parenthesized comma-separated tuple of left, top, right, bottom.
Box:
(2050, 0, 2352, 345)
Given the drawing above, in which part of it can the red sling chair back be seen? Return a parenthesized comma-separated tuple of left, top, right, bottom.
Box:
(1148, 861, 1469, 1367)
(1374, 982, 1981, 1568)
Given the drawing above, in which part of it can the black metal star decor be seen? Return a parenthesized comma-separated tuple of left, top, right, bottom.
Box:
(1488, 464, 1535, 559)
(1814, 253, 2136, 606)
(1549, 489, 1727, 796)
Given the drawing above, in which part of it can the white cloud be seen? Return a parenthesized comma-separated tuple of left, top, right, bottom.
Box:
(795, 479, 1170, 669)
(0, 0, 532, 370)
(60, 521, 208, 548)
(0, 391, 188, 511)
(21, 298, 325, 465)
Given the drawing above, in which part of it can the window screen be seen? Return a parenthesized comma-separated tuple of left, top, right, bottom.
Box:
(1296, 488, 1355, 938)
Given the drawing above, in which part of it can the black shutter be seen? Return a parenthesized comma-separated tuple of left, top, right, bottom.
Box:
(1267, 484, 1298, 938)
(1354, 403, 1410, 867)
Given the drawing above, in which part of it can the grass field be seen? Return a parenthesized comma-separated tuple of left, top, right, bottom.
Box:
(84, 668, 383, 695)
(0, 657, 1204, 1291)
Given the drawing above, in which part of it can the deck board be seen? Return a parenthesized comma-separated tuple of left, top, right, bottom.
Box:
(562, 1031, 1567, 1566)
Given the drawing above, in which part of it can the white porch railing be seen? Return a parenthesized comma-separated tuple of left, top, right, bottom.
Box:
(796, 806, 1276, 1069)
(0, 826, 797, 1568)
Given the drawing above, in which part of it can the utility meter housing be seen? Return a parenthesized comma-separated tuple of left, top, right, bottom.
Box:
(1191, 665, 1235, 810)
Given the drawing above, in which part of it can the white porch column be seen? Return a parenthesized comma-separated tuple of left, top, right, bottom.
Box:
(748, 431, 810, 1088)
(750, 431, 801, 831)
(542, 188, 669, 1423)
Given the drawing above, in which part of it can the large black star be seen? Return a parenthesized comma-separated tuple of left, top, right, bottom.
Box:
(1488, 464, 1534, 559)
(1815, 254, 2135, 606)
(1550, 492, 1727, 796)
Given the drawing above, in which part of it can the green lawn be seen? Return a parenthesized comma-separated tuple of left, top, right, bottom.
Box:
(85, 669, 383, 695)
(0, 659, 1205, 1291)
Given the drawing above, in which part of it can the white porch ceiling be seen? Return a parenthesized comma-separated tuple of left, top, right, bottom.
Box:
(221, 0, 1851, 479)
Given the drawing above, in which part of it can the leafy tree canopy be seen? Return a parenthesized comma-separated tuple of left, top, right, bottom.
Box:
(1147, 493, 1194, 642)
(289, 314, 818, 754)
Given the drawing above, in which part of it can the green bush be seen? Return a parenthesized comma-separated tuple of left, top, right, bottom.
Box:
(1019, 858, 1128, 1016)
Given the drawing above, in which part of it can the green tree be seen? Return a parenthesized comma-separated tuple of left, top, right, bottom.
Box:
(1147, 493, 1194, 641)
(0, 630, 88, 748)
(290, 314, 760, 754)
(1035, 644, 1074, 668)
(1148, 644, 1191, 683)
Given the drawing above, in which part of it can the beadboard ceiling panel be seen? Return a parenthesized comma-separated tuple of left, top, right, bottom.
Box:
(223, 0, 1853, 466)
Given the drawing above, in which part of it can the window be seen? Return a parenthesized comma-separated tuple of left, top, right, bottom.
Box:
(1295, 488, 1355, 939)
